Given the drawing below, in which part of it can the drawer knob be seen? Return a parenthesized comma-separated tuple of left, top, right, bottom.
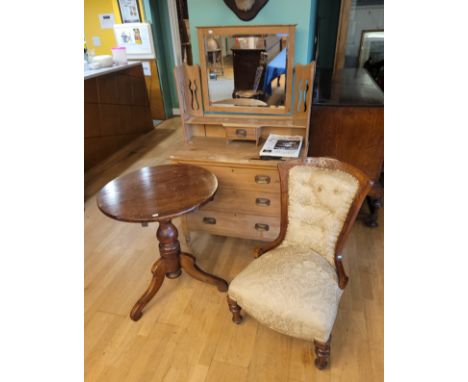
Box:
(255, 197, 271, 206)
(202, 217, 216, 225)
(255, 175, 271, 184)
(235, 128, 247, 137)
(255, 223, 270, 232)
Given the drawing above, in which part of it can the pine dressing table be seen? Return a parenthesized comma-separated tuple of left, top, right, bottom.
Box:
(170, 25, 316, 242)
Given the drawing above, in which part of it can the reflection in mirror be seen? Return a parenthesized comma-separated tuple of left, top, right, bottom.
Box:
(358, 30, 383, 67)
(204, 31, 289, 109)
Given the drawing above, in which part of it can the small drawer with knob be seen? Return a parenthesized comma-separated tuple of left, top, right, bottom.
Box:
(224, 125, 261, 145)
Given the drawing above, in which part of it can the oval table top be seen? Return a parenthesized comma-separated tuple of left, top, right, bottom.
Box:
(97, 164, 218, 223)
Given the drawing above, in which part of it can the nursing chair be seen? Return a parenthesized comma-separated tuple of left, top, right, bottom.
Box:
(227, 157, 371, 369)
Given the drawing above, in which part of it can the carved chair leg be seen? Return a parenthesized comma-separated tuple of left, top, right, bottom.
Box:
(365, 196, 382, 228)
(227, 296, 243, 324)
(314, 336, 331, 370)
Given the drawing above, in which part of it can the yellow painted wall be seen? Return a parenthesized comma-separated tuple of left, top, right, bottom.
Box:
(84, 0, 146, 55)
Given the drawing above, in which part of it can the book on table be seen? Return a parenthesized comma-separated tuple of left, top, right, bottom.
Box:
(259, 134, 303, 158)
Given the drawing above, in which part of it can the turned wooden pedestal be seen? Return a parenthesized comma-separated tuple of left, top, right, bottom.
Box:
(97, 164, 228, 321)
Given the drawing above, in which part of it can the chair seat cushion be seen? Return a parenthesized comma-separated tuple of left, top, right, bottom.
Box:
(228, 246, 343, 342)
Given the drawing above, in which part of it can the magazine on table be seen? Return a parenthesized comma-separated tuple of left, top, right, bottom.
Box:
(259, 134, 303, 158)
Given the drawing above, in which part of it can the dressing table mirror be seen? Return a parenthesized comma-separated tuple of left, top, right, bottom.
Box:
(197, 25, 296, 115)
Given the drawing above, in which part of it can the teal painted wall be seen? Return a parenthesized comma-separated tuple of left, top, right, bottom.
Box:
(188, 0, 318, 65)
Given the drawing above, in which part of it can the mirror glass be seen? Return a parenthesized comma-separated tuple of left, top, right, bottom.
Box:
(202, 31, 290, 109)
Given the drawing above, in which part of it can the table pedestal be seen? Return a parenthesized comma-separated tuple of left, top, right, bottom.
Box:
(130, 220, 228, 321)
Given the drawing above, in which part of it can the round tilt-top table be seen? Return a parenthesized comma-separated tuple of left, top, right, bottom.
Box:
(97, 164, 228, 321)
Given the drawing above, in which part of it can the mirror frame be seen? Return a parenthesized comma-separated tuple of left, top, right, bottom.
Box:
(197, 24, 296, 115)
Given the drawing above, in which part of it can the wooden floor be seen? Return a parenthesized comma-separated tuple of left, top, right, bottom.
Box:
(84, 118, 384, 382)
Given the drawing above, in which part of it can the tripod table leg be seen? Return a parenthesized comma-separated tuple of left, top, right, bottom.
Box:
(130, 259, 165, 321)
(180, 252, 228, 292)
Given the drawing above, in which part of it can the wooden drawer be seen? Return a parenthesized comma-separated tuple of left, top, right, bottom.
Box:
(186, 210, 280, 241)
(196, 165, 280, 193)
(204, 187, 280, 217)
(224, 125, 260, 144)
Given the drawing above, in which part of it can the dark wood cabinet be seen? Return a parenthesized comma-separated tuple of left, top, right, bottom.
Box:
(309, 68, 384, 226)
(84, 64, 153, 171)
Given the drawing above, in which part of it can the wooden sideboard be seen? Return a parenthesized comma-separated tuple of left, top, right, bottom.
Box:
(84, 63, 153, 171)
(309, 68, 384, 226)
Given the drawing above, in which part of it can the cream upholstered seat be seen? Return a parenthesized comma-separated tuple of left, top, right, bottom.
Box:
(226, 158, 371, 370)
(229, 247, 343, 342)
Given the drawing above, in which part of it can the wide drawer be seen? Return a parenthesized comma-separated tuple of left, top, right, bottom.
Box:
(203, 187, 280, 217)
(196, 164, 280, 193)
(186, 210, 280, 241)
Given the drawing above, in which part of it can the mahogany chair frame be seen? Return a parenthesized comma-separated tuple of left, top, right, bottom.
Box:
(227, 157, 372, 369)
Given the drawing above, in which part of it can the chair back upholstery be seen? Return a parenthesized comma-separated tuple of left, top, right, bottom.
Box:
(277, 158, 372, 287)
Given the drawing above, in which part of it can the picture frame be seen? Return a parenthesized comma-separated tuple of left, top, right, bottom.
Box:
(113, 23, 155, 59)
(117, 0, 142, 24)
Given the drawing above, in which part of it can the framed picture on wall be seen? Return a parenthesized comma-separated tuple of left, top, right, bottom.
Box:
(117, 0, 142, 23)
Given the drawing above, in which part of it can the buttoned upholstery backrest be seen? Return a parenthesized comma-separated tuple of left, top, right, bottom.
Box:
(282, 165, 360, 267)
